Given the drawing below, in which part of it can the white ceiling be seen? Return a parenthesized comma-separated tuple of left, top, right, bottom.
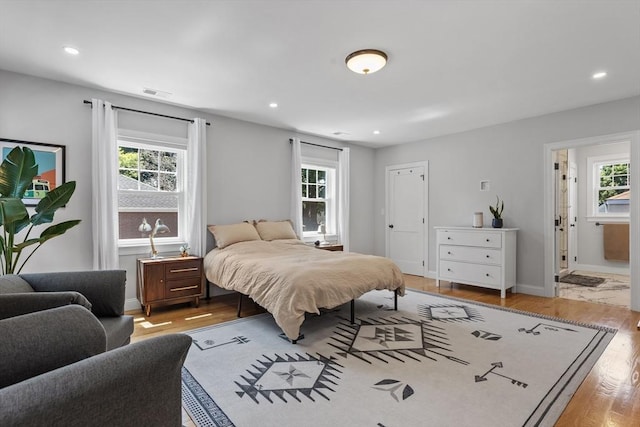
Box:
(1, 1, 639, 148)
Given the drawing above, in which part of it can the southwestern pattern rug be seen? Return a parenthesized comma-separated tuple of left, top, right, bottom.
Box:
(181, 290, 616, 427)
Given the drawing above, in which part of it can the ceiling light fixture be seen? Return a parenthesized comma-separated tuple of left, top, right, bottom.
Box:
(63, 46, 79, 55)
(345, 49, 387, 75)
(269, 102, 278, 108)
(373, 130, 381, 135)
(592, 71, 607, 79)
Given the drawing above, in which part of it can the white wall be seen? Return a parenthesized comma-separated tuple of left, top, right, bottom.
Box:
(374, 96, 640, 294)
(0, 69, 376, 307)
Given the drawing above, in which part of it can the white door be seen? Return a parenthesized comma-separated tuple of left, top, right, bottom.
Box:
(387, 165, 425, 275)
(568, 162, 578, 270)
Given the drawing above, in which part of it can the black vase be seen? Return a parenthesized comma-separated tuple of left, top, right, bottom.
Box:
(492, 218, 503, 228)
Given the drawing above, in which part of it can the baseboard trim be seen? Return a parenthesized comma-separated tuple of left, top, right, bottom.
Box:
(125, 298, 142, 313)
(515, 283, 548, 297)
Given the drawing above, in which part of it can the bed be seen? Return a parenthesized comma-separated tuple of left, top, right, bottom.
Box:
(204, 221, 405, 341)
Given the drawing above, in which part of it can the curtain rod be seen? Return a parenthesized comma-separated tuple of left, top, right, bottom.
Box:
(83, 100, 211, 126)
(289, 138, 343, 151)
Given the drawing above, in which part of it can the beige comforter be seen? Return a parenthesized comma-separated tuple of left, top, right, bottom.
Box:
(204, 240, 405, 340)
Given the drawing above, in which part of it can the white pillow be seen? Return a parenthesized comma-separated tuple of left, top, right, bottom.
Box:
(208, 222, 261, 249)
(254, 220, 298, 241)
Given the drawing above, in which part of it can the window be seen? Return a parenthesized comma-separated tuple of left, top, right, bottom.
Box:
(588, 154, 630, 218)
(117, 139, 186, 245)
(301, 161, 336, 238)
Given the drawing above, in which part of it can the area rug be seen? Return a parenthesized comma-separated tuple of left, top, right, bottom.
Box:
(560, 273, 605, 287)
(181, 289, 616, 427)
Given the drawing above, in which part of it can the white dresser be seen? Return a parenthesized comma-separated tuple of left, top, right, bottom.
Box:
(435, 227, 517, 298)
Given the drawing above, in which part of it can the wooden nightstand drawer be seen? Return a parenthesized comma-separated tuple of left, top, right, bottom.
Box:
(165, 276, 202, 299)
(165, 259, 202, 279)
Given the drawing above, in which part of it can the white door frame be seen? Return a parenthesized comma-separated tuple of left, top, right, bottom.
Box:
(385, 161, 429, 277)
(543, 131, 639, 311)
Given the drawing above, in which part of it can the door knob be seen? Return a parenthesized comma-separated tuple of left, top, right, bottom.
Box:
(388, 224, 394, 228)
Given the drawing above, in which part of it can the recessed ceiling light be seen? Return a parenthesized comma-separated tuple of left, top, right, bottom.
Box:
(63, 46, 79, 55)
(373, 130, 381, 135)
(592, 71, 607, 79)
(269, 102, 278, 108)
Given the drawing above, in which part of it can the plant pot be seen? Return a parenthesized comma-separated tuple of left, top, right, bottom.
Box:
(492, 218, 503, 228)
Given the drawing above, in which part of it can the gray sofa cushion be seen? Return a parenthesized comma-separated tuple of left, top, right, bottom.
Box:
(0, 292, 93, 320)
(0, 275, 34, 293)
(101, 315, 135, 351)
(0, 305, 106, 388)
(20, 270, 126, 317)
(0, 333, 192, 427)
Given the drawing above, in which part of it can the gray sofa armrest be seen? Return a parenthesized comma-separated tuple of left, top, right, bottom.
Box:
(0, 292, 92, 320)
(0, 334, 192, 427)
(0, 305, 106, 388)
(20, 270, 126, 317)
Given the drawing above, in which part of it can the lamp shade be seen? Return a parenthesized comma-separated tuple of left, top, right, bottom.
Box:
(345, 49, 388, 74)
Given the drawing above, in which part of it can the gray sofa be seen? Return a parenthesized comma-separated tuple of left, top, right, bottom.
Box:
(0, 305, 191, 426)
(0, 270, 133, 350)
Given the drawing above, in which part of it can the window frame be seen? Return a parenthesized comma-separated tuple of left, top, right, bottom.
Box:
(587, 153, 630, 222)
(117, 130, 188, 251)
(301, 157, 337, 241)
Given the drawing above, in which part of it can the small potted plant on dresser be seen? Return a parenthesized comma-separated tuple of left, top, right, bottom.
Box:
(489, 196, 504, 228)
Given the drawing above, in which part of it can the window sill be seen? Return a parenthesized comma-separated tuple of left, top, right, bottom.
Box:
(586, 216, 629, 224)
(118, 241, 186, 256)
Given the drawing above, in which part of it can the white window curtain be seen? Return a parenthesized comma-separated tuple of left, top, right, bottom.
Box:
(290, 138, 303, 237)
(91, 99, 119, 269)
(338, 147, 350, 252)
(186, 118, 207, 256)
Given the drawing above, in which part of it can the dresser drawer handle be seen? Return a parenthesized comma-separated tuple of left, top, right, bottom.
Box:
(447, 237, 452, 240)
(170, 285, 199, 292)
(170, 267, 199, 273)
(486, 238, 490, 242)
(485, 273, 490, 277)
(447, 268, 452, 272)
(448, 251, 452, 255)
(486, 255, 490, 258)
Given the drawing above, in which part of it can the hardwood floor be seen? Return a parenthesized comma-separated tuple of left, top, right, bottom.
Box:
(129, 275, 640, 427)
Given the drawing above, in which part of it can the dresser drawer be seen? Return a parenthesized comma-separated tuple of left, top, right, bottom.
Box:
(165, 276, 202, 299)
(439, 260, 502, 288)
(165, 259, 202, 279)
(437, 230, 502, 248)
(439, 245, 502, 265)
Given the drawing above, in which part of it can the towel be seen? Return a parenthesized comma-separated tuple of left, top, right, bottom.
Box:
(603, 223, 629, 262)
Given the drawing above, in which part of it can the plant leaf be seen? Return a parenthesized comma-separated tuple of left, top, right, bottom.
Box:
(0, 198, 29, 226)
(0, 147, 38, 198)
(37, 220, 81, 242)
(31, 181, 77, 225)
(13, 238, 41, 251)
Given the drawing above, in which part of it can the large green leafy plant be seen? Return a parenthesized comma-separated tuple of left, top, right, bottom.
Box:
(0, 146, 80, 274)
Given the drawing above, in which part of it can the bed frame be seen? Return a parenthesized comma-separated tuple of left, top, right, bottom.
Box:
(236, 289, 400, 343)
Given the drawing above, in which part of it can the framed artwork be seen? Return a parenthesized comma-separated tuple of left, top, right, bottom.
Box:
(0, 138, 66, 206)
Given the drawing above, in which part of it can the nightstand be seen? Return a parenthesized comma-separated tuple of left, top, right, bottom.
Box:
(136, 256, 204, 316)
(315, 243, 344, 252)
